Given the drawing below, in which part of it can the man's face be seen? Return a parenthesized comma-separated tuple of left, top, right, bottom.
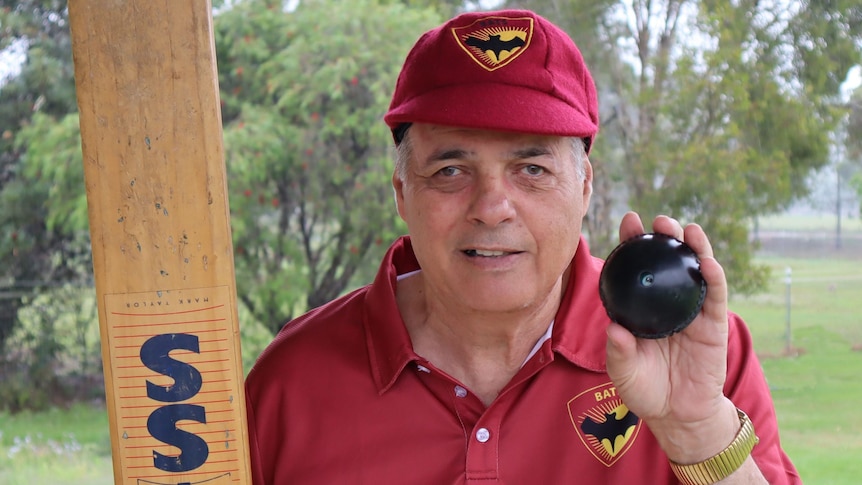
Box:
(393, 123, 593, 314)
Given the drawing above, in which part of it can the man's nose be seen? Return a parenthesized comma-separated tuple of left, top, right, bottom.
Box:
(466, 174, 516, 227)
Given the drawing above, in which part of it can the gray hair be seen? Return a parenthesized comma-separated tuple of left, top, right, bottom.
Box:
(394, 131, 589, 183)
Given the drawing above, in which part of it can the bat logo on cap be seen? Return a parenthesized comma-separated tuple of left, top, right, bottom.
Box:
(464, 34, 526, 62)
(452, 16, 534, 71)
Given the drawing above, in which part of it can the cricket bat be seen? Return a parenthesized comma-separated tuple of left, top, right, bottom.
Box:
(68, 1, 252, 483)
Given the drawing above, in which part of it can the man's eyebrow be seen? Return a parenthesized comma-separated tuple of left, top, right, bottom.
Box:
(420, 145, 551, 166)
(425, 148, 471, 163)
(512, 146, 552, 159)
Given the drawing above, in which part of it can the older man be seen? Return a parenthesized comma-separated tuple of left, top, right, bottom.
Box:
(245, 9, 800, 484)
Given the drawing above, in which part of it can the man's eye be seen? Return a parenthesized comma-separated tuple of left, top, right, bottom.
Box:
(437, 166, 461, 177)
(523, 164, 545, 176)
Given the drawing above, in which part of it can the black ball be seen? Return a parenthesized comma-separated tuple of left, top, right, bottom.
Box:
(599, 233, 706, 339)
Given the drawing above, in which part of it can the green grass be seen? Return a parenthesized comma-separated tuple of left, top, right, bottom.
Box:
(0, 403, 114, 485)
(732, 255, 862, 356)
(730, 255, 862, 483)
(756, 213, 862, 232)
(761, 335, 862, 484)
(2, 252, 861, 483)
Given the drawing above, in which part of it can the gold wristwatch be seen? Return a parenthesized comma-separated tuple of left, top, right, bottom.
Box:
(669, 408, 759, 485)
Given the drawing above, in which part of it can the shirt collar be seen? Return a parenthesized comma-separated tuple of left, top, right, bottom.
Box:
(364, 235, 611, 394)
(549, 236, 611, 373)
(363, 237, 421, 394)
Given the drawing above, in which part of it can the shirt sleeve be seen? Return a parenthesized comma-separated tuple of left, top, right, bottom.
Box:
(723, 311, 802, 484)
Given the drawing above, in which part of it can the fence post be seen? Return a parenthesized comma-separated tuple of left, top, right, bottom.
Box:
(784, 266, 792, 354)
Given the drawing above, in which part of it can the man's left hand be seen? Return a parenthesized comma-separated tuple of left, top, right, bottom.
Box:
(605, 212, 740, 463)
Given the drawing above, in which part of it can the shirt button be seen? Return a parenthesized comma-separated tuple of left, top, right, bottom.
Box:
(454, 386, 467, 398)
(476, 428, 490, 443)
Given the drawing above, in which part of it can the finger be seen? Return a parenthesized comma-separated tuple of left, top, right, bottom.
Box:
(683, 223, 714, 259)
(699, 255, 728, 322)
(683, 224, 727, 322)
(652, 215, 684, 240)
(618, 211, 645, 242)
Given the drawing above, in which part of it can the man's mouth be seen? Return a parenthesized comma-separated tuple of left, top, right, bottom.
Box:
(464, 249, 513, 257)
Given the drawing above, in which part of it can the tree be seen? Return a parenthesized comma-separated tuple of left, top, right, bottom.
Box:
(505, 0, 862, 292)
(388, 0, 467, 17)
(502, 0, 623, 255)
(0, 0, 85, 352)
(0, 0, 100, 409)
(215, 0, 441, 333)
(1, 0, 444, 345)
(846, 88, 862, 214)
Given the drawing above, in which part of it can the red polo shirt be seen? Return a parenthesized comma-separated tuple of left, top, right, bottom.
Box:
(245, 236, 800, 484)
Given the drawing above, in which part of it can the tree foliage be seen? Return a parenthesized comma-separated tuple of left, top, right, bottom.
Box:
(383, 0, 467, 18)
(1, 0, 861, 410)
(0, 0, 86, 352)
(502, 0, 621, 253)
(0, 0, 442, 367)
(0, 0, 99, 409)
(849, 90, 862, 158)
(507, 0, 862, 293)
(215, 0, 441, 333)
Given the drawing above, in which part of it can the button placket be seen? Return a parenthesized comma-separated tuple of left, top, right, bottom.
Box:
(465, 403, 504, 481)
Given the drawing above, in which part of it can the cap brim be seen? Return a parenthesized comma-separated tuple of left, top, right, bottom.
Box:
(384, 82, 597, 140)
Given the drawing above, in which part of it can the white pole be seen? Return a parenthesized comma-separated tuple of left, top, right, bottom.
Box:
(784, 266, 792, 354)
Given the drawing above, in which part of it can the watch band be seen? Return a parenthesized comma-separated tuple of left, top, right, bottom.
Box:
(669, 408, 760, 485)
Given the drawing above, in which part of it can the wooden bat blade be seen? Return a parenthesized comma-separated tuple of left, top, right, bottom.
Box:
(68, 0, 251, 483)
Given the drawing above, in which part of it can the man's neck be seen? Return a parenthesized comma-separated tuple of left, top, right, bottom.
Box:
(396, 272, 562, 406)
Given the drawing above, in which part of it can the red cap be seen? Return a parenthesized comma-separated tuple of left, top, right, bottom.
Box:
(385, 9, 599, 152)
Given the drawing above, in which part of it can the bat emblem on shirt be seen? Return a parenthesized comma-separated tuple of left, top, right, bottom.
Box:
(569, 385, 642, 466)
(465, 34, 526, 59)
(581, 408, 639, 454)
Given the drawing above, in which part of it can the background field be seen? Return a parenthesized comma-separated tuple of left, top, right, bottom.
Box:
(0, 404, 112, 485)
(729, 234, 862, 484)
(1, 215, 860, 484)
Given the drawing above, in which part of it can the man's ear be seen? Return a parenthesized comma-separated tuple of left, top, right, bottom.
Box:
(392, 172, 407, 221)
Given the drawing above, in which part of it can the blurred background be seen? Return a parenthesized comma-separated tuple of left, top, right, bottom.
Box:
(1, 0, 861, 483)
